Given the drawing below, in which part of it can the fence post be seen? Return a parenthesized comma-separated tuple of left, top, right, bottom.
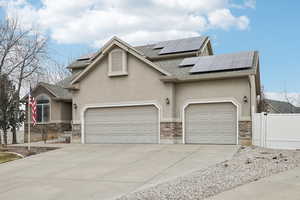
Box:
(263, 112, 268, 148)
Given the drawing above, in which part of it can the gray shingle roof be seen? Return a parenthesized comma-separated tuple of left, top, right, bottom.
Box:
(265, 99, 300, 113)
(68, 36, 207, 69)
(39, 82, 72, 100)
(35, 72, 81, 100)
(66, 36, 258, 83)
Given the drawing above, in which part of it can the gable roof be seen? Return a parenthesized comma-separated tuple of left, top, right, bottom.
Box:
(21, 72, 80, 101)
(265, 99, 300, 113)
(71, 36, 171, 84)
(67, 36, 209, 69)
(39, 82, 72, 100)
(68, 36, 259, 84)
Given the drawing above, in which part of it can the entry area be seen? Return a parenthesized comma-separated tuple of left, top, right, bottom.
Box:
(84, 105, 159, 144)
(184, 102, 237, 144)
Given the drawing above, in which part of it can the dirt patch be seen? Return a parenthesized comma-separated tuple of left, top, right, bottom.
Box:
(0, 146, 59, 157)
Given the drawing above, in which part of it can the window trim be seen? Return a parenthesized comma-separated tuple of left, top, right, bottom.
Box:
(35, 94, 51, 124)
(108, 48, 128, 77)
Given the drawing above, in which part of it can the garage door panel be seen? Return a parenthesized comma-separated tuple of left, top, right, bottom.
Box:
(84, 105, 158, 144)
(185, 103, 237, 144)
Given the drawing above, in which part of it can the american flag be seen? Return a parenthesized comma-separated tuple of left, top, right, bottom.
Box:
(29, 87, 37, 126)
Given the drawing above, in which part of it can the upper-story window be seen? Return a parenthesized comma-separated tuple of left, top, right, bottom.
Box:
(36, 94, 50, 123)
(108, 48, 128, 76)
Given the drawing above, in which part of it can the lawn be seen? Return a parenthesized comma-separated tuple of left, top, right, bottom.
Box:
(0, 152, 21, 164)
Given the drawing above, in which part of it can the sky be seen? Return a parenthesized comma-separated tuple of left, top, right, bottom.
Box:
(0, 0, 299, 104)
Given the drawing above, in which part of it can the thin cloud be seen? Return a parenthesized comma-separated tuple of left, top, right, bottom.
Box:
(1, 0, 255, 47)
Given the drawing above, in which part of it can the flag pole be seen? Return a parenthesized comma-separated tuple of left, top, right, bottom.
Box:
(28, 88, 31, 151)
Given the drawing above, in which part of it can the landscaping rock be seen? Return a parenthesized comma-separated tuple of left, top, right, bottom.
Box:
(117, 147, 300, 200)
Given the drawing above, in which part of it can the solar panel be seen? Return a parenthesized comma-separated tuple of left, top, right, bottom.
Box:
(159, 37, 205, 55)
(189, 51, 254, 74)
(179, 57, 201, 67)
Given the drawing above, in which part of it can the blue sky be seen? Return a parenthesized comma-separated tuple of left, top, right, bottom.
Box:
(207, 1, 300, 93)
(0, 0, 299, 94)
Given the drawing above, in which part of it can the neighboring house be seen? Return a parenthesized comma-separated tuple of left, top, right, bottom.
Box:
(25, 36, 261, 145)
(264, 99, 300, 113)
(23, 81, 73, 142)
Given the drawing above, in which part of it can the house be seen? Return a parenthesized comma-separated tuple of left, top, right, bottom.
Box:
(23, 81, 73, 142)
(264, 99, 300, 113)
(25, 36, 261, 145)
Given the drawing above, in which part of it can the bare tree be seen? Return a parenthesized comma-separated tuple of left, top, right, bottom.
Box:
(259, 85, 268, 112)
(0, 17, 48, 143)
(38, 60, 71, 84)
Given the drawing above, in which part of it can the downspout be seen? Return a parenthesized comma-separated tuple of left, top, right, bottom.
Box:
(248, 74, 257, 145)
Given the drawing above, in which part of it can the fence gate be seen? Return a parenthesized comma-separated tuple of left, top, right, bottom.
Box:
(253, 113, 300, 149)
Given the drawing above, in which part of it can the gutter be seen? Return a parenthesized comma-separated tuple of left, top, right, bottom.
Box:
(52, 97, 72, 102)
(160, 71, 254, 83)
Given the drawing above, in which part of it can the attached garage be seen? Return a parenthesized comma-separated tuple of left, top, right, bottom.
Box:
(84, 105, 159, 144)
(184, 102, 237, 144)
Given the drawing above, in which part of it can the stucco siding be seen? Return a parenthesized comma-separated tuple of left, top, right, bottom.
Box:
(73, 48, 173, 123)
(61, 102, 72, 121)
(175, 77, 251, 121)
(51, 100, 61, 121)
(29, 86, 72, 122)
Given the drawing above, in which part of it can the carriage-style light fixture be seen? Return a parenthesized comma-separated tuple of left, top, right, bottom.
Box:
(73, 103, 78, 109)
(165, 98, 170, 105)
(243, 96, 248, 103)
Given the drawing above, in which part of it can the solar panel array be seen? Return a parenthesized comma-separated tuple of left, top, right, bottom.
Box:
(177, 51, 254, 73)
(152, 37, 206, 55)
(189, 51, 254, 73)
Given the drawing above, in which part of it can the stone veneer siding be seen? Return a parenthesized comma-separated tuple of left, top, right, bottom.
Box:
(160, 122, 182, 144)
(24, 122, 71, 142)
(238, 120, 252, 146)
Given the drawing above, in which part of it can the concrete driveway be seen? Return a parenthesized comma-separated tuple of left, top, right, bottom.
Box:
(0, 144, 238, 200)
(207, 166, 300, 200)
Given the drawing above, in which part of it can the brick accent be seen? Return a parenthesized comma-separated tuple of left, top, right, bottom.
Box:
(24, 122, 71, 142)
(160, 122, 182, 144)
(239, 120, 252, 146)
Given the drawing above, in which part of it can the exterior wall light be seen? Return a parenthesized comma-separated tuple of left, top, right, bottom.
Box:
(165, 98, 170, 105)
(243, 96, 248, 103)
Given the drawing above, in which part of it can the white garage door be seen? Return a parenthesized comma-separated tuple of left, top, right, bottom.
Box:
(84, 105, 159, 143)
(185, 102, 237, 144)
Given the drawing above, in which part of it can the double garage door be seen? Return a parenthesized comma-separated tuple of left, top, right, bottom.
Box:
(84, 105, 159, 143)
(84, 102, 237, 144)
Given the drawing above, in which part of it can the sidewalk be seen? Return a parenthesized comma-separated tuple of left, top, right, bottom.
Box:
(207, 166, 300, 200)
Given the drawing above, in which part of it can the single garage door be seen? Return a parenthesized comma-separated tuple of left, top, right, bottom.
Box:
(185, 102, 237, 144)
(84, 105, 159, 143)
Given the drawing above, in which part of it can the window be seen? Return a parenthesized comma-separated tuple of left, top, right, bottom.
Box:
(108, 49, 128, 76)
(36, 94, 50, 123)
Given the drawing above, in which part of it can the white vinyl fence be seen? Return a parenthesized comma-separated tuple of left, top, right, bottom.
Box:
(253, 113, 300, 149)
(0, 130, 24, 144)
